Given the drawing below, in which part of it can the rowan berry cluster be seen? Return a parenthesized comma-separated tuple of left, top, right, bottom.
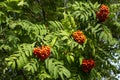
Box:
(72, 30, 86, 44)
(96, 4, 109, 22)
(82, 59, 95, 72)
(33, 46, 50, 61)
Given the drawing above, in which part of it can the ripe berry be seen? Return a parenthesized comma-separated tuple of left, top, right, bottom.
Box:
(72, 30, 86, 44)
(82, 59, 95, 72)
(33, 46, 51, 61)
(33, 47, 40, 55)
(96, 4, 109, 22)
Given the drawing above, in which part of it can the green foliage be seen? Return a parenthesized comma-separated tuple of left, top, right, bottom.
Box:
(45, 58, 71, 80)
(24, 58, 38, 74)
(8, 20, 49, 44)
(5, 43, 35, 70)
(110, 3, 120, 13)
(99, 25, 117, 45)
(71, 1, 100, 22)
(0, 0, 120, 80)
(49, 21, 64, 32)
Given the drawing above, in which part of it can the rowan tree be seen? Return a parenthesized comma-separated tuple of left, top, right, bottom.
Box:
(0, 0, 120, 80)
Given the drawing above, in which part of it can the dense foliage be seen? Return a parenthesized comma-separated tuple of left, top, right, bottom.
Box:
(0, 0, 120, 80)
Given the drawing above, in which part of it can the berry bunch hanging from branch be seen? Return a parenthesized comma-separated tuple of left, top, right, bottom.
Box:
(33, 46, 51, 61)
(82, 59, 95, 73)
(96, 4, 109, 22)
(72, 30, 86, 45)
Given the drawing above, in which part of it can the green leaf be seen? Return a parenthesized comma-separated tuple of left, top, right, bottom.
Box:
(7, 62, 13, 67)
(16, 59, 21, 70)
(32, 63, 37, 72)
(53, 66, 59, 79)
(49, 21, 63, 31)
(38, 72, 51, 80)
(62, 68, 71, 78)
(79, 56, 84, 65)
(44, 35, 52, 41)
(66, 53, 74, 64)
(45, 58, 54, 73)
(59, 72, 64, 80)
(21, 53, 27, 64)
(11, 61, 15, 69)
(50, 36, 57, 47)
(45, 58, 71, 79)
(92, 24, 101, 33)
(17, 1, 28, 7)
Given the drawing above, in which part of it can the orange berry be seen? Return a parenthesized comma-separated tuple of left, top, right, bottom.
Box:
(33, 47, 40, 55)
(96, 4, 109, 22)
(33, 46, 51, 61)
(72, 30, 86, 44)
(82, 59, 95, 72)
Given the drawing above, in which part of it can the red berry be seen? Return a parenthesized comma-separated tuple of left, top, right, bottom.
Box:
(72, 30, 86, 44)
(33, 46, 51, 61)
(33, 47, 41, 55)
(96, 4, 109, 22)
(82, 59, 95, 72)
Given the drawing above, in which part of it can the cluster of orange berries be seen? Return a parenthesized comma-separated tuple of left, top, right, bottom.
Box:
(96, 4, 109, 22)
(72, 30, 86, 44)
(33, 46, 50, 61)
(33, 30, 95, 73)
(82, 59, 95, 72)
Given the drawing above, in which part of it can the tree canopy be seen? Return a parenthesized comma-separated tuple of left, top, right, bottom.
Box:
(0, 0, 120, 80)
